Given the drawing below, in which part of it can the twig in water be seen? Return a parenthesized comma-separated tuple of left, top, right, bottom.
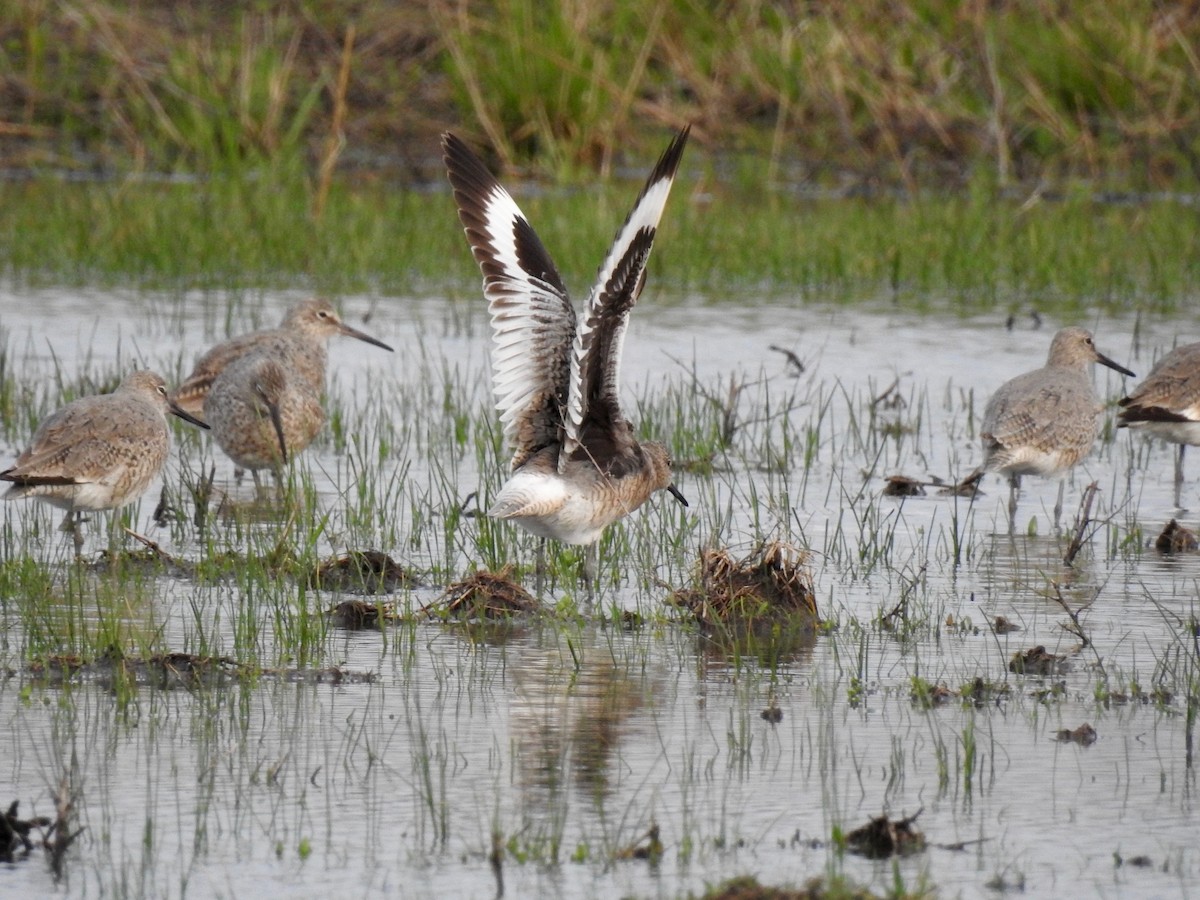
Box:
(769, 344, 805, 375)
(490, 828, 504, 898)
(45, 774, 84, 881)
(1049, 583, 1104, 672)
(1063, 481, 1099, 567)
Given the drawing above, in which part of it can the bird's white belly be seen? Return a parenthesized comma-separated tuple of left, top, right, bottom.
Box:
(988, 444, 1080, 478)
(1129, 419, 1200, 446)
(488, 470, 610, 545)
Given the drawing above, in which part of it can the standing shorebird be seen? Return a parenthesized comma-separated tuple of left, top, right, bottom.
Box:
(1117, 341, 1200, 508)
(173, 297, 393, 417)
(174, 298, 392, 483)
(972, 326, 1134, 529)
(1, 370, 209, 556)
(443, 127, 690, 575)
(204, 352, 321, 484)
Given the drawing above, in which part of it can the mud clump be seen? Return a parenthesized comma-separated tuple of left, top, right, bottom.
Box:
(1009, 645, 1070, 676)
(326, 599, 400, 630)
(311, 549, 413, 594)
(1055, 723, 1098, 745)
(845, 810, 926, 859)
(1, 801, 51, 860)
(1155, 519, 1198, 554)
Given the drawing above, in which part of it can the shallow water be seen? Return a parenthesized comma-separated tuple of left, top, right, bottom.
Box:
(2, 286, 1199, 898)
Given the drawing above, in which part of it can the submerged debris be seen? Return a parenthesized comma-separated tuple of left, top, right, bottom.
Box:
(990, 615, 1021, 634)
(1009, 645, 1070, 676)
(311, 549, 413, 594)
(432, 567, 541, 619)
(20, 651, 373, 689)
(326, 599, 400, 630)
(614, 824, 663, 862)
(941, 470, 984, 498)
(882, 474, 926, 497)
(1, 801, 51, 861)
(910, 680, 956, 708)
(698, 876, 883, 900)
(90, 530, 196, 577)
(1055, 723, 1098, 745)
(1155, 519, 1198, 554)
(668, 541, 818, 628)
(960, 677, 1011, 706)
(845, 810, 926, 859)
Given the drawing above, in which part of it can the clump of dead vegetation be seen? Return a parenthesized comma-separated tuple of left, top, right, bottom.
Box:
(668, 541, 819, 629)
(427, 567, 541, 619)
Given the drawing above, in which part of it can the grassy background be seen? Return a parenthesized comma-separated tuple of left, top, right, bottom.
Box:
(2, 1, 1200, 308)
(4, 0, 1200, 187)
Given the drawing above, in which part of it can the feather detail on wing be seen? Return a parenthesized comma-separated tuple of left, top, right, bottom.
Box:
(443, 133, 576, 470)
(1118, 341, 1200, 423)
(563, 126, 689, 475)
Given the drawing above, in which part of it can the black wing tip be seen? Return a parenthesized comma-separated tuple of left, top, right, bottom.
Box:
(442, 132, 501, 200)
(1116, 404, 1192, 426)
(1, 472, 79, 487)
(648, 124, 691, 186)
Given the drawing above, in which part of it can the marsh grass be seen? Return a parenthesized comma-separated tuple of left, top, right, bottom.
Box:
(3, 177, 1200, 316)
(11, 0, 1200, 195)
(3, 274, 1200, 896)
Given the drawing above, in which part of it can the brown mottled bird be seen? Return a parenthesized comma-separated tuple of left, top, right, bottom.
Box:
(174, 298, 392, 482)
(2, 370, 208, 555)
(972, 326, 1133, 528)
(1117, 340, 1200, 508)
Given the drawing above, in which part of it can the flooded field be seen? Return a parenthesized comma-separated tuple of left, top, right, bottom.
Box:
(2, 286, 1199, 898)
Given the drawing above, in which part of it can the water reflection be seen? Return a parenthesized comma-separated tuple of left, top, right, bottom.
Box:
(506, 634, 644, 806)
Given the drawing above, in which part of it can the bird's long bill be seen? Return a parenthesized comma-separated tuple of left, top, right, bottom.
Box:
(169, 401, 210, 430)
(667, 484, 689, 507)
(267, 403, 289, 465)
(1095, 351, 1135, 379)
(338, 322, 394, 353)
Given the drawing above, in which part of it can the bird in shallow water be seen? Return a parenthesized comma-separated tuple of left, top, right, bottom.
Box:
(1116, 340, 1200, 509)
(202, 352, 320, 487)
(443, 127, 690, 582)
(2, 370, 209, 556)
(970, 326, 1134, 530)
(173, 298, 393, 486)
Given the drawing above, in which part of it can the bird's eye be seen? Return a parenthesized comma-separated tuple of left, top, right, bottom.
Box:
(157, 385, 168, 396)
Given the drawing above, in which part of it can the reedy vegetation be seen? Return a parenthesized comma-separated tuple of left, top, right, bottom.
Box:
(4, 0, 1200, 188)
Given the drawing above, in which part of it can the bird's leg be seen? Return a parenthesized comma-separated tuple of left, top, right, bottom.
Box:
(1007, 474, 1020, 533)
(61, 511, 84, 560)
(535, 538, 547, 598)
(1053, 479, 1065, 532)
(1175, 445, 1187, 510)
(234, 466, 246, 486)
(580, 543, 599, 603)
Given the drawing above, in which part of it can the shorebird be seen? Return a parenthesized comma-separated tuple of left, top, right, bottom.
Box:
(1117, 340, 1200, 508)
(173, 298, 393, 419)
(204, 352, 322, 484)
(1, 370, 209, 556)
(443, 127, 690, 568)
(174, 298, 392, 482)
(971, 326, 1134, 529)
